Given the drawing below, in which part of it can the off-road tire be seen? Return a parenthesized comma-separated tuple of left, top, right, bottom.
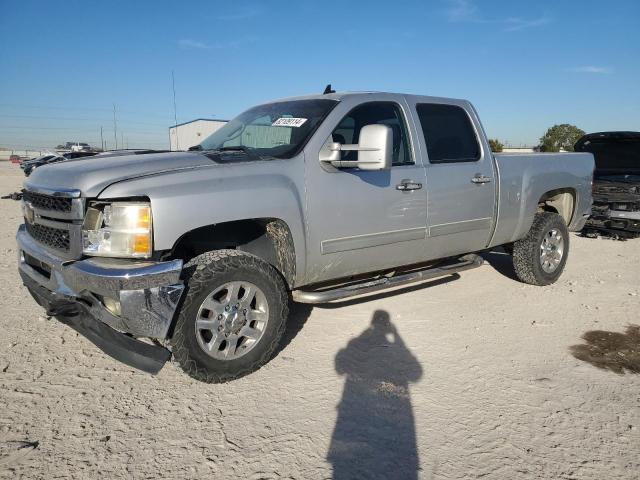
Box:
(512, 212, 569, 286)
(171, 250, 288, 383)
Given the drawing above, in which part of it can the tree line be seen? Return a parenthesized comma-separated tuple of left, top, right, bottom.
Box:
(489, 124, 585, 153)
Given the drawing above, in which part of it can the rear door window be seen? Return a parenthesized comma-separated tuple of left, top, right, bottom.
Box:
(416, 104, 480, 163)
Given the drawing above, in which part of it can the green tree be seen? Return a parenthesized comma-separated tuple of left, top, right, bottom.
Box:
(488, 138, 504, 152)
(539, 124, 585, 152)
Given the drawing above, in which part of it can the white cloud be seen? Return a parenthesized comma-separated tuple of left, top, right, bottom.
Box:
(503, 16, 552, 32)
(178, 39, 210, 49)
(178, 37, 257, 50)
(568, 66, 614, 74)
(446, 0, 480, 22)
(444, 0, 552, 31)
(447, 0, 478, 22)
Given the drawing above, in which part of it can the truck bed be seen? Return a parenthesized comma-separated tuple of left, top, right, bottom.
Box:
(490, 152, 594, 247)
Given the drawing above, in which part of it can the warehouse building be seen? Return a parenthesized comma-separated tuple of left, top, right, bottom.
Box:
(169, 118, 227, 151)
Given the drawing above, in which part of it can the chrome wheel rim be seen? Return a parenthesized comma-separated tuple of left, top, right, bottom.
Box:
(195, 281, 269, 360)
(540, 228, 564, 273)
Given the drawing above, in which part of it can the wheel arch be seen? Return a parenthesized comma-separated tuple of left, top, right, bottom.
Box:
(537, 188, 576, 225)
(168, 218, 297, 288)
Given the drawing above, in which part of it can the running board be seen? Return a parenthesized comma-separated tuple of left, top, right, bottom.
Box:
(292, 254, 484, 304)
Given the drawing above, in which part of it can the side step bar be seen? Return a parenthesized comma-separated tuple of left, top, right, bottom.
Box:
(292, 254, 484, 304)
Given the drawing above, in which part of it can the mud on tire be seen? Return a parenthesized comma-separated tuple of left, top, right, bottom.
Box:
(512, 212, 569, 286)
(171, 249, 288, 383)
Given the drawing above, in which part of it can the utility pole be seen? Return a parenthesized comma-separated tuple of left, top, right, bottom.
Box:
(121, 132, 124, 150)
(100, 126, 104, 151)
(172, 70, 179, 151)
(113, 103, 118, 149)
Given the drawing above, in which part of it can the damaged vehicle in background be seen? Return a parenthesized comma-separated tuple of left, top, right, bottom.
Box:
(21, 151, 98, 177)
(575, 131, 640, 239)
(20, 150, 170, 177)
(20, 154, 60, 176)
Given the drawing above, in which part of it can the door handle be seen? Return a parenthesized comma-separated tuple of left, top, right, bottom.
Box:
(471, 174, 492, 184)
(396, 180, 422, 191)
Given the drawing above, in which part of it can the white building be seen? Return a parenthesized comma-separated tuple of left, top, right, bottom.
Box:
(169, 118, 227, 151)
(502, 146, 536, 153)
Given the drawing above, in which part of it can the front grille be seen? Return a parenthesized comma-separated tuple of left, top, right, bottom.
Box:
(26, 223, 70, 251)
(23, 191, 72, 212)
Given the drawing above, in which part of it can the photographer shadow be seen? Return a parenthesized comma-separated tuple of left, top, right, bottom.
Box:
(327, 310, 423, 479)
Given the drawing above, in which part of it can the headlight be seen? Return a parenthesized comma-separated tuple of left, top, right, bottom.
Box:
(82, 202, 152, 258)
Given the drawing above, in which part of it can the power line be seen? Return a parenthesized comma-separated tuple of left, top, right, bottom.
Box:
(0, 126, 165, 134)
(0, 103, 174, 119)
(0, 114, 170, 127)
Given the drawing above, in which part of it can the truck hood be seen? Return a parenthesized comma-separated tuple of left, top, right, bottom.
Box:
(574, 131, 640, 177)
(25, 151, 215, 197)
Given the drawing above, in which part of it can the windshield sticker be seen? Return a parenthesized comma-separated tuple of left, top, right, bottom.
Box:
(272, 117, 308, 128)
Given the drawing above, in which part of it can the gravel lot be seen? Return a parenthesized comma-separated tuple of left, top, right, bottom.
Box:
(0, 162, 638, 479)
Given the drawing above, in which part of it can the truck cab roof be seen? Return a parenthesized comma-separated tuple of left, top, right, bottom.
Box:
(265, 91, 469, 107)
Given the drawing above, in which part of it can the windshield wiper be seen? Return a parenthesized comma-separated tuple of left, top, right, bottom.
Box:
(188, 145, 203, 151)
(200, 145, 269, 162)
(218, 146, 253, 152)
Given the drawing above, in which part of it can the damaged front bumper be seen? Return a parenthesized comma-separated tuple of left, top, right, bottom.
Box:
(584, 178, 640, 237)
(584, 209, 640, 237)
(17, 225, 184, 373)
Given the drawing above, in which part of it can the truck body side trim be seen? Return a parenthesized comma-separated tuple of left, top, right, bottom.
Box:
(321, 227, 426, 254)
(429, 217, 492, 237)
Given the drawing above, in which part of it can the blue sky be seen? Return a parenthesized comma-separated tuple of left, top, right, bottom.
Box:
(1, 0, 638, 149)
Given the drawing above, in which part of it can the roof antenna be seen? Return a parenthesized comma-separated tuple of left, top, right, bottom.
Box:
(323, 84, 335, 95)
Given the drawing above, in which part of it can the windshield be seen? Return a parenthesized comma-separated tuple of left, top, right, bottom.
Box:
(198, 99, 338, 159)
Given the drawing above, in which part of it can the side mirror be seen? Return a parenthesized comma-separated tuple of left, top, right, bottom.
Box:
(320, 124, 392, 170)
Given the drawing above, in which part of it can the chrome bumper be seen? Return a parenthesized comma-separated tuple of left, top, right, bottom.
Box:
(17, 225, 184, 339)
(608, 209, 640, 221)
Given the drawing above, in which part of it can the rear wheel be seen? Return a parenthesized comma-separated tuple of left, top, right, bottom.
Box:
(171, 250, 288, 383)
(512, 212, 569, 286)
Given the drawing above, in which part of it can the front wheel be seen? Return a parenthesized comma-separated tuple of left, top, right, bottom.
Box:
(512, 212, 569, 286)
(171, 250, 288, 383)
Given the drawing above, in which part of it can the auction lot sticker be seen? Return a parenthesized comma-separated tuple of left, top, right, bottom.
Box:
(272, 117, 308, 127)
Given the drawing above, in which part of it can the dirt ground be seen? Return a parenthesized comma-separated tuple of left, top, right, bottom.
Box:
(0, 162, 638, 479)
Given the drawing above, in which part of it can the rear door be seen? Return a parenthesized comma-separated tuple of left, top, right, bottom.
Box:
(408, 100, 497, 258)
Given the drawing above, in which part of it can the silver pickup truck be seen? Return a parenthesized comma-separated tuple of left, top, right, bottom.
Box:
(17, 91, 594, 382)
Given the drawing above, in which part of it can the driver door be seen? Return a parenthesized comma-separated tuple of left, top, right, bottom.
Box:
(304, 99, 428, 284)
